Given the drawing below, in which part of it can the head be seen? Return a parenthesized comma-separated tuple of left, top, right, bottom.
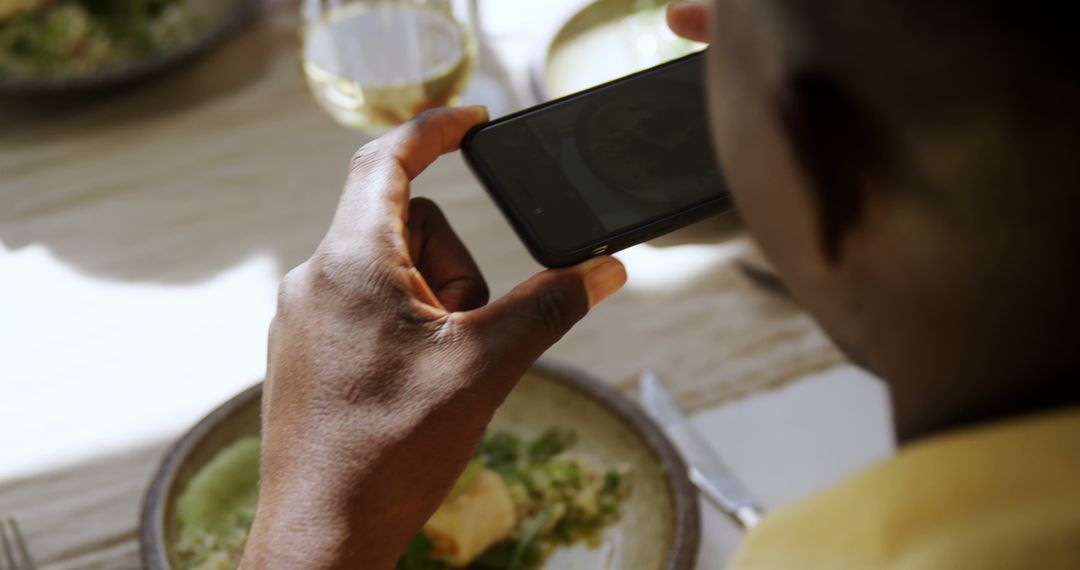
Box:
(680, 1, 1080, 439)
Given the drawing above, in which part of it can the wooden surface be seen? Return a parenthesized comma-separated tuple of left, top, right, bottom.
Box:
(0, 0, 844, 567)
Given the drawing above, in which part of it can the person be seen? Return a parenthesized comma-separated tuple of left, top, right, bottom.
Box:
(240, 1, 1080, 568)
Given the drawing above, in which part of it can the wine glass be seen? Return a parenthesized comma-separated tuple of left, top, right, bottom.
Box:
(301, 0, 478, 133)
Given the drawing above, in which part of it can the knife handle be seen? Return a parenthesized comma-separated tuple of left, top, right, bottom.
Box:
(689, 467, 765, 529)
(733, 505, 764, 529)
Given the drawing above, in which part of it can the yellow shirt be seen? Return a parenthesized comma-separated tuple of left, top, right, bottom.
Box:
(732, 407, 1080, 570)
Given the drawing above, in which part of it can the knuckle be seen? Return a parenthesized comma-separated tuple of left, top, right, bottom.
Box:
(276, 262, 310, 315)
(412, 107, 441, 126)
(348, 142, 386, 175)
(277, 246, 404, 314)
(267, 313, 284, 346)
(405, 108, 449, 146)
(309, 247, 387, 297)
(277, 245, 419, 324)
(531, 286, 575, 338)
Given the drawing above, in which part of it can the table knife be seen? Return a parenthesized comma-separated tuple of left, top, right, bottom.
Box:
(639, 371, 765, 529)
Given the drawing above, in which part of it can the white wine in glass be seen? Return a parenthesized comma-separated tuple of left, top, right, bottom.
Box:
(302, 0, 477, 132)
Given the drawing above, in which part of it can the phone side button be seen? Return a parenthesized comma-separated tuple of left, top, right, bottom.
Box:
(592, 245, 609, 255)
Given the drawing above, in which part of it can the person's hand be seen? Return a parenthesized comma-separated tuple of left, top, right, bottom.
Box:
(241, 107, 627, 570)
(667, 1, 711, 43)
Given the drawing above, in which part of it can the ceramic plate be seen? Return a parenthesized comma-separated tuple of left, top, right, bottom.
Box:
(140, 360, 700, 570)
(0, 0, 259, 94)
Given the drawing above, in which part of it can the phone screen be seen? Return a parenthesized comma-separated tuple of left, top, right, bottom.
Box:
(465, 52, 726, 254)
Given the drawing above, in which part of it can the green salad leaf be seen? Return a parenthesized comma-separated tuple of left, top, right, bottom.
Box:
(526, 427, 576, 463)
(508, 508, 550, 570)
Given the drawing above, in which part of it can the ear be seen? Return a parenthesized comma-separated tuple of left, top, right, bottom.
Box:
(776, 71, 891, 262)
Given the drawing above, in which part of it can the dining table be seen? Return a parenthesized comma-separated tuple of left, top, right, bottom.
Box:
(0, 1, 894, 568)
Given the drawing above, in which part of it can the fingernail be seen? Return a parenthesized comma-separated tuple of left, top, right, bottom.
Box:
(580, 256, 627, 308)
(461, 104, 489, 121)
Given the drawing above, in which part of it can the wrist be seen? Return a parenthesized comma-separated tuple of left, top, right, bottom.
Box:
(243, 428, 438, 570)
(243, 494, 353, 569)
(242, 451, 361, 569)
(247, 363, 503, 568)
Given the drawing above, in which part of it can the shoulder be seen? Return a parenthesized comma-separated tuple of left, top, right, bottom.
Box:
(731, 407, 1080, 570)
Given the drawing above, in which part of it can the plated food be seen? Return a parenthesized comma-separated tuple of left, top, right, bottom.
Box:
(0, 0, 198, 77)
(174, 428, 633, 570)
(0, 0, 256, 92)
(141, 364, 700, 570)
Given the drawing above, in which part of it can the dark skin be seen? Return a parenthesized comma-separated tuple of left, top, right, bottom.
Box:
(677, 0, 1077, 440)
(243, 2, 1075, 568)
(242, 107, 627, 569)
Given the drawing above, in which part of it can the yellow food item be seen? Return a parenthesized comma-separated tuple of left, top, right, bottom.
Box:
(423, 468, 517, 566)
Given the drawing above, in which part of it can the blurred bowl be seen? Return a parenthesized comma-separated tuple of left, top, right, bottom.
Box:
(140, 360, 701, 570)
(532, 0, 703, 102)
(0, 0, 260, 95)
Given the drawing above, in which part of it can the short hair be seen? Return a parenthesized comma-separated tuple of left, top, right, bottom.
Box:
(767, 1, 1080, 247)
(763, 1, 1080, 375)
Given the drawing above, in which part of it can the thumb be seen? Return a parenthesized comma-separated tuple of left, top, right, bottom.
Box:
(466, 256, 626, 359)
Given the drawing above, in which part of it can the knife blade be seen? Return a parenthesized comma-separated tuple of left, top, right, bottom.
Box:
(639, 371, 764, 529)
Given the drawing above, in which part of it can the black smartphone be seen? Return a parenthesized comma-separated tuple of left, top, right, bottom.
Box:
(462, 51, 730, 267)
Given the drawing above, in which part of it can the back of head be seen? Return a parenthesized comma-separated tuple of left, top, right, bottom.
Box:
(771, 1, 1080, 241)
(704, 0, 1080, 437)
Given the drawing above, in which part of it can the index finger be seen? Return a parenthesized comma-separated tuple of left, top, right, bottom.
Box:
(373, 104, 490, 181)
(330, 106, 489, 245)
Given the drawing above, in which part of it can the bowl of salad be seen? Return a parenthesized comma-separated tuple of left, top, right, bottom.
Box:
(139, 360, 701, 570)
(0, 0, 258, 93)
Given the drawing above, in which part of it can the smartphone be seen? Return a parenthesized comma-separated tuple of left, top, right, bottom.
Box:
(462, 51, 730, 268)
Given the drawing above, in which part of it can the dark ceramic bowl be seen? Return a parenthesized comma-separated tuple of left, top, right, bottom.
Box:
(0, 0, 260, 94)
(140, 360, 700, 569)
